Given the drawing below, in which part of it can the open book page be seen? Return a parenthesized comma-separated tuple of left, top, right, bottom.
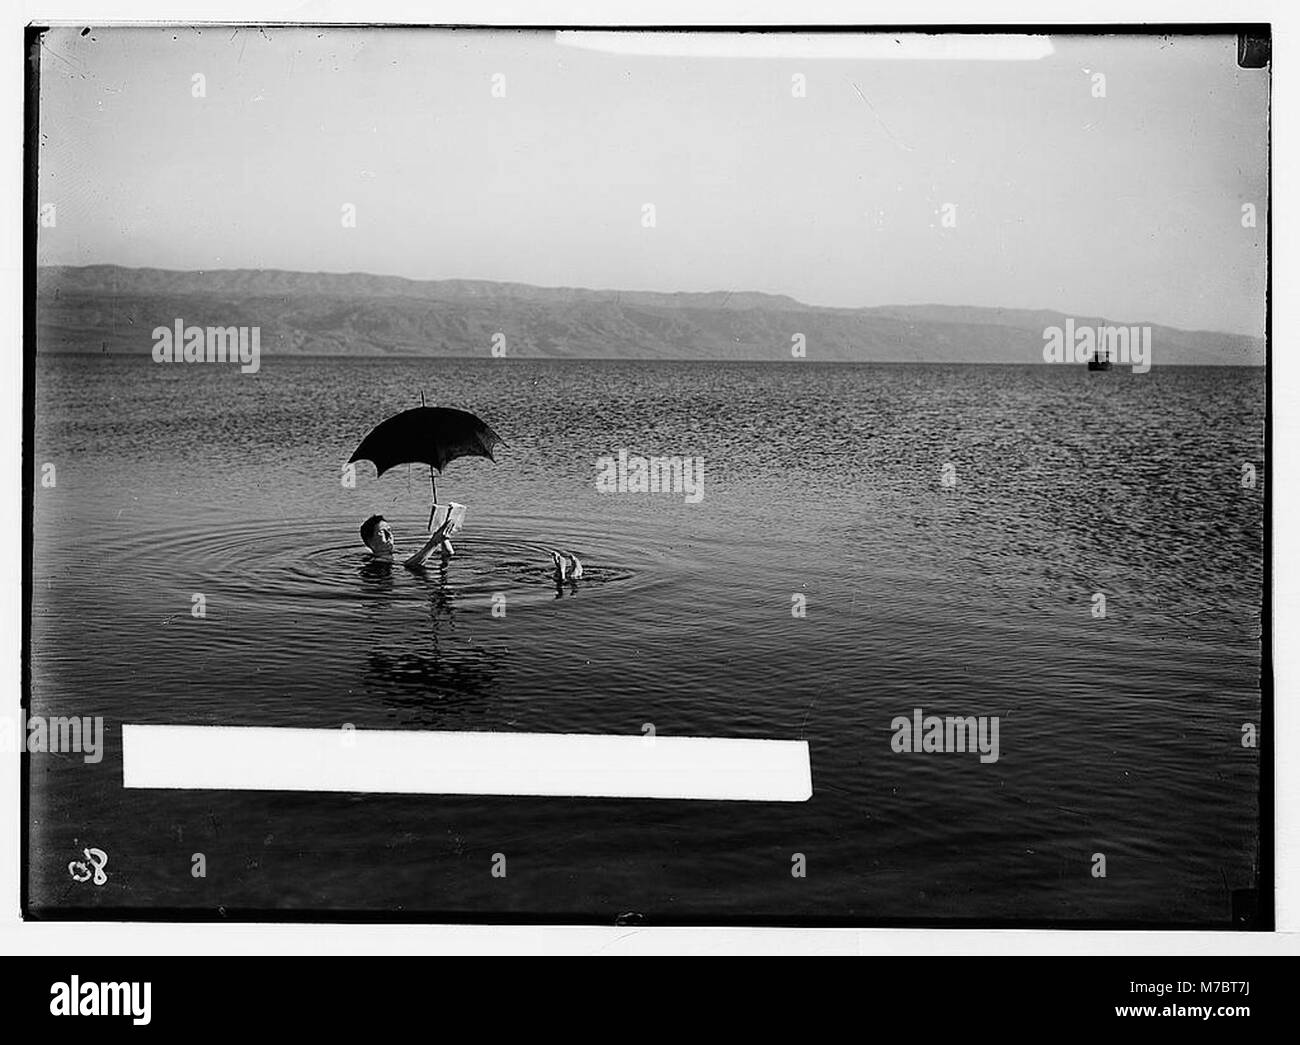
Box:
(428, 502, 467, 536)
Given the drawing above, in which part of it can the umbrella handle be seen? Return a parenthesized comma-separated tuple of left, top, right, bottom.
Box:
(427, 468, 438, 531)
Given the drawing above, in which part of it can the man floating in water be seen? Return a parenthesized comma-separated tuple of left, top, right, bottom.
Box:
(360, 503, 467, 571)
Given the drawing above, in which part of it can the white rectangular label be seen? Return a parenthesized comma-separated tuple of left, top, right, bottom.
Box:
(121, 725, 813, 802)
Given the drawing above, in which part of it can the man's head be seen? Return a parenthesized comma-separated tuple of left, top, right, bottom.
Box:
(360, 514, 395, 556)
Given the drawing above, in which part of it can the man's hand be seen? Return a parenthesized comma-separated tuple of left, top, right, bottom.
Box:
(403, 516, 457, 570)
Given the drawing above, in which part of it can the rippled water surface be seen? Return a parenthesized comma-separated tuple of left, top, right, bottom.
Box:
(29, 355, 1265, 923)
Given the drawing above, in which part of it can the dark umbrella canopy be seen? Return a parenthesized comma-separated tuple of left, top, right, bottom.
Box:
(348, 407, 506, 477)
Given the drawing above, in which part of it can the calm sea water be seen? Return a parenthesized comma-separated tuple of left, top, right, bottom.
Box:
(28, 354, 1264, 924)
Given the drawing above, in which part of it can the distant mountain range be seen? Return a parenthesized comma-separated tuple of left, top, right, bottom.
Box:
(34, 265, 1264, 365)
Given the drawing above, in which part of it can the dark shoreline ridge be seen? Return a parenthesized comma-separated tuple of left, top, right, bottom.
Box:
(35, 264, 1265, 366)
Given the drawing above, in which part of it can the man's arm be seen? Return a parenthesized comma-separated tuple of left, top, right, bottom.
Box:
(403, 517, 456, 570)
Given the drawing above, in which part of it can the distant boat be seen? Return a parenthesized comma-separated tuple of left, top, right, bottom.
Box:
(1088, 342, 1111, 371)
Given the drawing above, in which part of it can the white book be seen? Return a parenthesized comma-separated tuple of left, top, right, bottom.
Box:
(428, 501, 467, 536)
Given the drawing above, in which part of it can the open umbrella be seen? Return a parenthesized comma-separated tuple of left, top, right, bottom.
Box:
(349, 397, 506, 529)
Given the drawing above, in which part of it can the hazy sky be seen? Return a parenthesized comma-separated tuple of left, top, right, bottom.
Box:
(36, 28, 1268, 335)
